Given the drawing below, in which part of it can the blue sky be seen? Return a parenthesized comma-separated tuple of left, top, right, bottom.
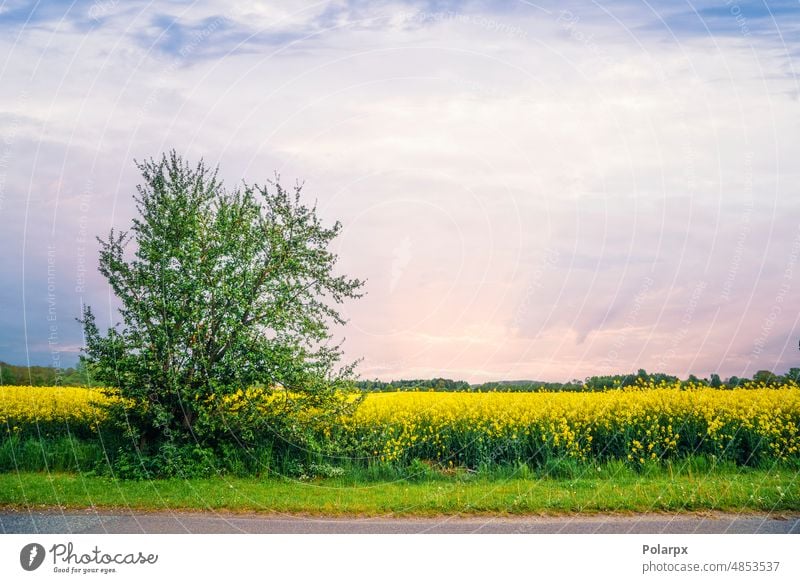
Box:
(1, 0, 799, 381)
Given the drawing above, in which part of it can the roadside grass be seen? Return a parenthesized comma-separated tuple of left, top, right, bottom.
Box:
(0, 435, 110, 473)
(1, 463, 798, 515)
(2, 437, 798, 515)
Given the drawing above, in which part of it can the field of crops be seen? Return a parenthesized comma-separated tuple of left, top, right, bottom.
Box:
(335, 384, 800, 467)
(0, 385, 111, 438)
(3, 382, 800, 468)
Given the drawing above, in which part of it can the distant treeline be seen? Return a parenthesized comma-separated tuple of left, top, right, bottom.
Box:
(356, 368, 800, 392)
(356, 378, 472, 392)
(3, 362, 799, 391)
(0, 361, 99, 387)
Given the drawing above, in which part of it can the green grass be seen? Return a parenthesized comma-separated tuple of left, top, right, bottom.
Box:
(0, 435, 110, 473)
(2, 437, 798, 515)
(1, 464, 798, 515)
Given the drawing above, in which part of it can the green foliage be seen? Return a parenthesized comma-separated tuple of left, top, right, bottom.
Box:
(473, 379, 586, 392)
(402, 458, 439, 482)
(0, 361, 98, 387)
(111, 443, 220, 480)
(8, 362, 800, 394)
(0, 436, 107, 473)
(355, 378, 470, 391)
(539, 457, 583, 479)
(753, 369, 780, 385)
(79, 152, 364, 475)
(280, 460, 347, 480)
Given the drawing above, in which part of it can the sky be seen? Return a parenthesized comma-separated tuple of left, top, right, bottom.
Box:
(0, 0, 799, 383)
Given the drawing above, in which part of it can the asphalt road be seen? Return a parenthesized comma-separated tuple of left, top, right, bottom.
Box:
(2, 510, 798, 534)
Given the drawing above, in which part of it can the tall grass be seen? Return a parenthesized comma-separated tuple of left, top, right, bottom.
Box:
(0, 436, 108, 473)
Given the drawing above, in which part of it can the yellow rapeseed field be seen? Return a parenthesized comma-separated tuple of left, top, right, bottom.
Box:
(3, 382, 799, 467)
(334, 382, 800, 466)
(0, 385, 111, 435)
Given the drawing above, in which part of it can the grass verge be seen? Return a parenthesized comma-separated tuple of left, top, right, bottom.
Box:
(1, 465, 798, 516)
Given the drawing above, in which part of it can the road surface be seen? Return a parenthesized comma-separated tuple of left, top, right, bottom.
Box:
(1, 509, 798, 534)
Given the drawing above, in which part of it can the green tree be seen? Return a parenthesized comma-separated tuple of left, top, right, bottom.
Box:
(80, 152, 364, 474)
(753, 370, 778, 385)
(785, 367, 800, 383)
(726, 375, 743, 388)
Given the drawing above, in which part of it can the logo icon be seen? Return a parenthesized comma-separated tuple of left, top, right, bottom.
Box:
(20, 543, 46, 571)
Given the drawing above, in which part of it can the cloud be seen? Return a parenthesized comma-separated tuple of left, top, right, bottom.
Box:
(1, 0, 799, 381)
